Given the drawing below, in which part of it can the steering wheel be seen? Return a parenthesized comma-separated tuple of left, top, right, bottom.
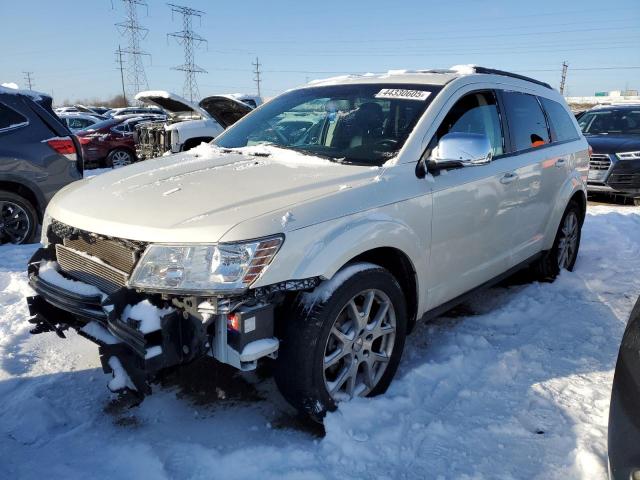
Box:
(374, 139, 398, 150)
(266, 120, 289, 145)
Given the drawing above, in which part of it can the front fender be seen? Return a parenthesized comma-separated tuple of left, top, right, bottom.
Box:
(252, 198, 431, 314)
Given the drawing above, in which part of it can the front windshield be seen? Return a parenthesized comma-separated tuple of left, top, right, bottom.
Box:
(578, 109, 640, 135)
(213, 83, 439, 166)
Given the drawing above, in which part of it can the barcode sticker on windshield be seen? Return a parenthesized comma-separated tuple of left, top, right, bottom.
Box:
(375, 89, 431, 101)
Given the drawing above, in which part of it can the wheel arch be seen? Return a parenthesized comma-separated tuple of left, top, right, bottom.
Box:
(543, 179, 587, 250)
(348, 247, 419, 332)
(0, 180, 43, 219)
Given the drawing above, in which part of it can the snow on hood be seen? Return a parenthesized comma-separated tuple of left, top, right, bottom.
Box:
(46, 144, 380, 243)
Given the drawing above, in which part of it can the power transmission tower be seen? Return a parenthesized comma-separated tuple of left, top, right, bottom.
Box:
(115, 45, 127, 105)
(23, 72, 34, 90)
(559, 61, 568, 95)
(116, 0, 150, 104)
(252, 57, 262, 97)
(167, 3, 207, 103)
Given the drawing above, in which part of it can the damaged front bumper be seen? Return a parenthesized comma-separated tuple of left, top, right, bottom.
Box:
(26, 247, 289, 396)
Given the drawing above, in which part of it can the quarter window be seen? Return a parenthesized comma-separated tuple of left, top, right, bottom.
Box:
(0, 102, 28, 131)
(539, 97, 580, 142)
(501, 91, 550, 151)
(430, 91, 504, 157)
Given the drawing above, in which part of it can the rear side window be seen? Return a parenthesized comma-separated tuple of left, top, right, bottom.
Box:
(0, 102, 29, 132)
(539, 97, 580, 142)
(501, 91, 550, 152)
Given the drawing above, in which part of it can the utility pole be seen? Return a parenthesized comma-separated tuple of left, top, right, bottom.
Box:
(252, 57, 262, 97)
(168, 3, 207, 103)
(23, 71, 34, 90)
(115, 45, 127, 105)
(560, 61, 568, 95)
(116, 0, 150, 104)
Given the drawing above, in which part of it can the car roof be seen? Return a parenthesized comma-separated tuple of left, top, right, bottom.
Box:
(306, 65, 552, 89)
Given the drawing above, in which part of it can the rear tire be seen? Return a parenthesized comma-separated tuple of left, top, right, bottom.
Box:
(531, 200, 582, 281)
(0, 190, 38, 245)
(106, 149, 134, 169)
(274, 264, 407, 422)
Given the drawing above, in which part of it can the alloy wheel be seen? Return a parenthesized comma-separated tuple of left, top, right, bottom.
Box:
(557, 211, 579, 269)
(0, 200, 31, 244)
(112, 151, 132, 168)
(323, 289, 396, 401)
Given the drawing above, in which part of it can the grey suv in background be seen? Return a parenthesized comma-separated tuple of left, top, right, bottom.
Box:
(0, 87, 82, 244)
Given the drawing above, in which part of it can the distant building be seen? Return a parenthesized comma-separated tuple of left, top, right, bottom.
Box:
(565, 90, 640, 111)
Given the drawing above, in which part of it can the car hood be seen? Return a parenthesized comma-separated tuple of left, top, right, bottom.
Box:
(585, 134, 640, 154)
(135, 90, 211, 120)
(47, 145, 381, 243)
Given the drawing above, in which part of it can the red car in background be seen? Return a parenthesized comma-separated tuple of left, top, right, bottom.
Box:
(76, 115, 164, 168)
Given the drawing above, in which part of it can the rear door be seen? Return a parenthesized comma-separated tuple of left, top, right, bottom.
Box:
(498, 91, 576, 265)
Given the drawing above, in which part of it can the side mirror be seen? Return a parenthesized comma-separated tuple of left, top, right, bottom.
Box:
(427, 132, 493, 172)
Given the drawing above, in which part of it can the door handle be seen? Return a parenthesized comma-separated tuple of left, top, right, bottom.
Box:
(556, 158, 567, 167)
(500, 172, 519, 184)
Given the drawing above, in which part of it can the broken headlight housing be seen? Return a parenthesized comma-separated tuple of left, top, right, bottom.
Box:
(129, 236, 283, 294)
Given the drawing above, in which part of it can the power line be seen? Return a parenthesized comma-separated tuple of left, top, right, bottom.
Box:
(22, 71, 34, 90)
(252, 57, 262, 97)
(116, 0, 150, 104)
(167, 3, 207, 103)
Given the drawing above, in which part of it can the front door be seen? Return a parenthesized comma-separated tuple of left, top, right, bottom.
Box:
(425, 90, 521, 309)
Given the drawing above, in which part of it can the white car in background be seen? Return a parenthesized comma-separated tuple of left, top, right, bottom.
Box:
(26, 66, 589, 422)
(134, 90, 260, 159)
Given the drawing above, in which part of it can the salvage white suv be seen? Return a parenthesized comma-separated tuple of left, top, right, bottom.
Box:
(26, 66, 589, 421)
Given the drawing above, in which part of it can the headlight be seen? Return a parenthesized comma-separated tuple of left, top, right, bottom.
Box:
(172, 130, 180, 147)
(129, 236, 283, 293)
(616, 151, 640, 160)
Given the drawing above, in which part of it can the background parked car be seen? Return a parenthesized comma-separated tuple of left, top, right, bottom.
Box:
(76, 114, 164, 168)
(104, 106, 165, 118)
(0, 86, 82, 244)
(580, 105, 640, 205)
(58, 112, 103, 132)
(134, 90, 257, 160)
(608, 295, 640, 479)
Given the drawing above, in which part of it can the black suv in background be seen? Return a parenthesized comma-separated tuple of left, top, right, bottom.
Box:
(580, 105, 640, 205)
(0, 87, 82, 244)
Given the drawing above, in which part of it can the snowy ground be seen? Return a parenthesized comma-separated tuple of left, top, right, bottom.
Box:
(1, 201, 639, 479)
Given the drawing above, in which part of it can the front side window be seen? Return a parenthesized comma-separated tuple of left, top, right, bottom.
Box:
(0, 102, 28, 131)
(578, 109, 640, 135)
(429, 91, 504, 157)
(214, 83, 439, 166)
(539, 97, 580, 142)
(501, 91, 550, 151)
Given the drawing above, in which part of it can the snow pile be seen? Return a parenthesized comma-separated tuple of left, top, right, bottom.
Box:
(0, 204, 639, 479)
(122, 300, 174, 334)
(302, 262, 380, 308)
(107, 357, 136, 392)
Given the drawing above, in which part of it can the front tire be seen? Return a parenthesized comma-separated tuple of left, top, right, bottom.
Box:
(274, 264, 407, 422)
(0, 190, 38, 245)
(531, 200, 582, 281)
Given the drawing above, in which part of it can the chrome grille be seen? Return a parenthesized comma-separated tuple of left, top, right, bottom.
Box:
(63, 237, 137, 273)
(55, 244, 129, 294)
(589, 154, 611, 170)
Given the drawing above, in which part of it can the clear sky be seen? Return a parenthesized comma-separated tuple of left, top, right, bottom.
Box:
(1, 0, 639, 104)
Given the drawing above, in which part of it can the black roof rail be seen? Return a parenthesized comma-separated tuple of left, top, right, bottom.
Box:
(471, 67, 552, 89)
